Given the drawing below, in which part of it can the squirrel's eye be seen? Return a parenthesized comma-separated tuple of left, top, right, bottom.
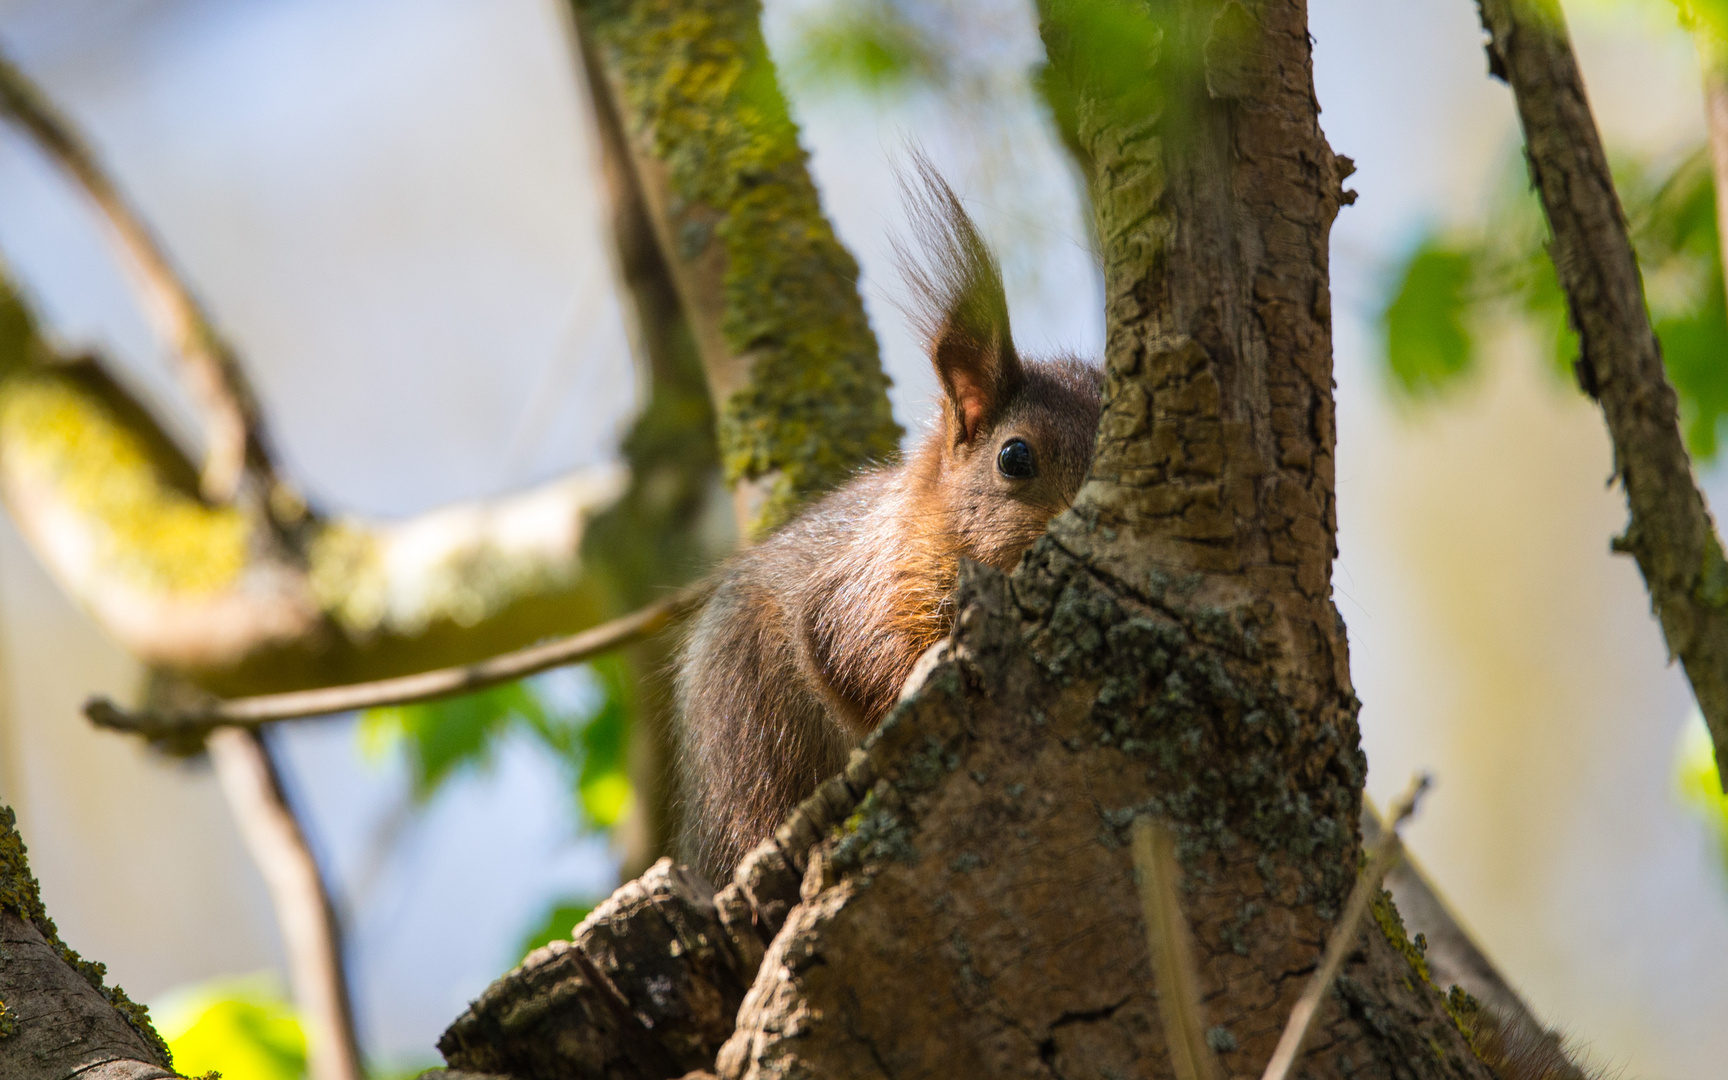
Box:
(997, 438, 1036, 479)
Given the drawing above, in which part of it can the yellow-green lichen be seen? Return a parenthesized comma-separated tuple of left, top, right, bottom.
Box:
(0, 805, 172, 1065)
(1370, 887, 1432, 985)
(581, 0, 901, 533)
(0, 372, 249, 594)
(1372, 885, 1498, 1062)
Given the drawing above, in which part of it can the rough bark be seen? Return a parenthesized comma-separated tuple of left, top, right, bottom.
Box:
(701, 2, 1485, 1074)
(1478, 0, 1728, 786)
(0, 805, 182, 1080)
(433, 2, 1500, 1078)
(437, 859, 776, 1080)
(568, 0, 901, 536)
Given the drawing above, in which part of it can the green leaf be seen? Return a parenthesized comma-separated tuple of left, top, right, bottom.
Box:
(1676, 709, 1728, 880)
(574, 657, 633, 828)
(1382, 240, 1477, 397)
(789, 0, 943, 93)
(361, 682, 547, 802)
(1637, 150, 1728, 460)
(152, 975, 305, 1080)
(1656, 296, 1728, 460)
(517, 897, 597, 961)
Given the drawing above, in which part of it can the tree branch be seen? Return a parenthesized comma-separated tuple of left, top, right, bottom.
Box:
(569, 0, 901, 536)
(0, 48, 274, 503)
(560, 1, 730, 875)
(1477, 0, 1728, 786)
(207, 727, 363, 1080)
(85, 587, 704, 737)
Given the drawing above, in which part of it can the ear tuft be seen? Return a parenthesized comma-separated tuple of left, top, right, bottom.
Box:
(893, 151, 1022, 445)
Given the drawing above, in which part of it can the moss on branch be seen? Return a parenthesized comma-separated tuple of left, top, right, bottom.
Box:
(0, 805, 172, 1065)
(576, 0, 901, 533)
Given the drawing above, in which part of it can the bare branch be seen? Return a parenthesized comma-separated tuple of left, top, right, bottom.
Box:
(0, 48, 272, 502)
(1478, 0, 1728, 786)
(85, 586, 706, 736)
(208, 727, 363, 1080)
(1130, 817, 1221, 1080)
(1260, 775, 1431, 1080)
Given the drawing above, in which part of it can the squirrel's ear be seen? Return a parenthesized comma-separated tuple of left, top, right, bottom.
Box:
(934, 315, 1022, 445)
(895, 152, 1021, 445)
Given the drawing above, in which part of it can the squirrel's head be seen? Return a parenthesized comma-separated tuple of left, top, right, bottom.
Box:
(897, 158, 1103, 572)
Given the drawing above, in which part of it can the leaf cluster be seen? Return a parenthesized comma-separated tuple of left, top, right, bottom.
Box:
(357, 659, 636, 954)
(1381, 146, 1728, 461)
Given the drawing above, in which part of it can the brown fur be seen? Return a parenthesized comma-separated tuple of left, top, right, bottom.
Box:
(673, 164, 1103, 881)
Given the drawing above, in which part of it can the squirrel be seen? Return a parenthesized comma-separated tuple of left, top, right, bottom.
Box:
(673, 163, 1104, 881)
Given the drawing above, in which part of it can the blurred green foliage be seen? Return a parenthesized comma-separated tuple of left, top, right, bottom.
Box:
(787, 0, 945, 92)
(1676, 710, 1728, 877)
(358, 657, 635, 951)
(1380, 148, 1728, 462)
(358, 657, 632, 827)
(1383, 244, 1474, 397)
(154, 975, 305, 1080)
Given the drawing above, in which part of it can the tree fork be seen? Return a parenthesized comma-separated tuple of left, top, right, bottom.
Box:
(709, 0, 1492, 1074)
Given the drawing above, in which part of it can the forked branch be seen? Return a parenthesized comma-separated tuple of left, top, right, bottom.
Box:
(85, 587, 705, 737)
(0, 49, 273, 502)
(1477, 0, 1728, 786)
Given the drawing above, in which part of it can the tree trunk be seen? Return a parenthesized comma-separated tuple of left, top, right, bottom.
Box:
(567, 3, 731, 875)
(430, 2, 1504, 1078)
(714, 0, 1487, 1072)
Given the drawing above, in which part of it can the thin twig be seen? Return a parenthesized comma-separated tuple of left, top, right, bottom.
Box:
(0, 49, 268, 501)
(208, 726, 363, 1080)
(1477, 0, 1728, 789)
(84, 586, 706, 737)
(1130, 817, 1222, 1080)
(1259, 774, 1431, 1080)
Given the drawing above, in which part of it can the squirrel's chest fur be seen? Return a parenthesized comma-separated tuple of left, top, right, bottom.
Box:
(770, 462, 961, 736)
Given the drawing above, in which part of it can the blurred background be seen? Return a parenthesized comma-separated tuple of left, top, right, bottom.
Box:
(0, 0, 1721, 1076)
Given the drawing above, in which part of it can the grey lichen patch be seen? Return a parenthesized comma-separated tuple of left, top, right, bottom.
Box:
(833, 785, 917, 870)
(579, 0, 901, 535)
(0, 805, 172, 1066)
(1014, 535, 1365, 913)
